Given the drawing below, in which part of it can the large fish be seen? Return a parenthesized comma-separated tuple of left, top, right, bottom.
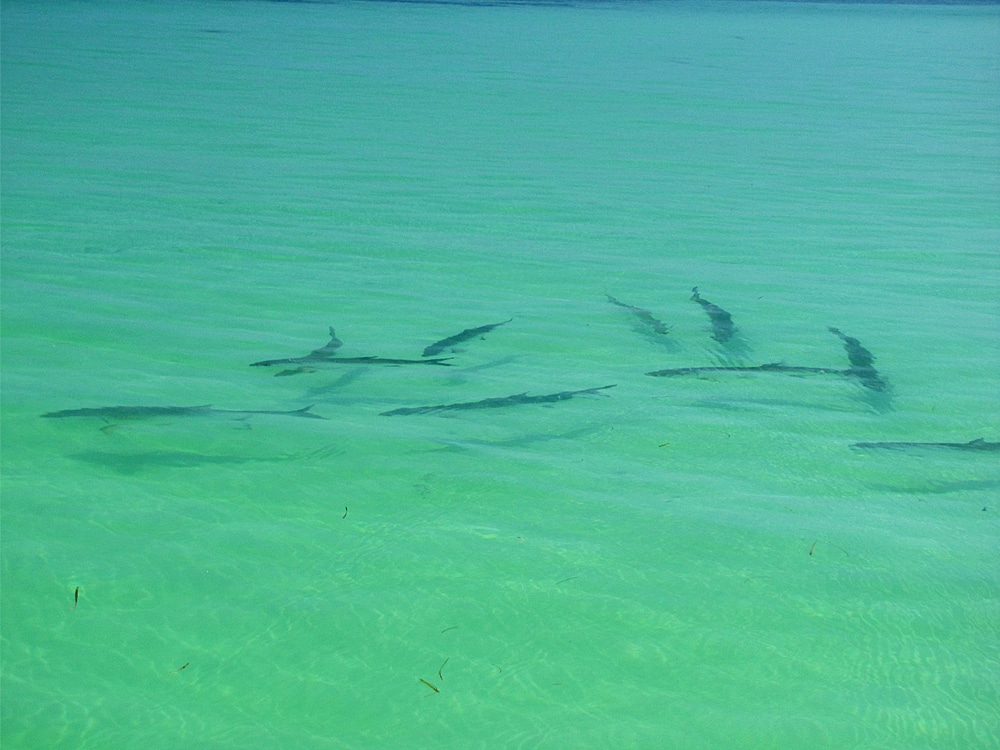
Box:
(690, 287, 736, 343)
(381, 385, 616, 416)
(249, 326, 343, 367)
(251, 326, 451, 371)
(646, 363, 844, 378)
(827, 327, 888, 392)
(422, 319, 512, 357)
(646, 361, 892, 394)
(42, 404, 327, 420)
(260, 357, 453, 376)
(828, 327, 875, 368)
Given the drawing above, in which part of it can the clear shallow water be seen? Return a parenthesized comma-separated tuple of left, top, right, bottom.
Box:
(2, 1, 999, 747)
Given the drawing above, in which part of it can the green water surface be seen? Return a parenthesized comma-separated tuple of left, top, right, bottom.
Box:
(2, 1, 998, 747)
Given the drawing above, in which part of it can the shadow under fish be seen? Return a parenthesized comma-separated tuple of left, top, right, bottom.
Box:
(606, 295, 672, 336)
(422, 319, 511, 357)
(68, 450, 271, 475)
(867, 478, 1000, 495)
(42, 404, 326, 421)
(68, 445, 340, 475)
(381, 385, 616, 416)
(851, 438, 999, 452)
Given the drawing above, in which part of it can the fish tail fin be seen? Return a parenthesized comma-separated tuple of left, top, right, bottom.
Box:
(292, 405, 327, 419)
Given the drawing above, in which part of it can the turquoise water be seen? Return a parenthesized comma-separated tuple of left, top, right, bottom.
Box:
(2, 0, 998, 747)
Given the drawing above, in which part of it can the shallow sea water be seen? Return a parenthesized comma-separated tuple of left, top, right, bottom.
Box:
(2, 1, 999, 747)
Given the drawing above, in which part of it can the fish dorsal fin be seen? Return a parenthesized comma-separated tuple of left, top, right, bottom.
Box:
(310, 327, 343, 357)
(968, 438, 985, 446)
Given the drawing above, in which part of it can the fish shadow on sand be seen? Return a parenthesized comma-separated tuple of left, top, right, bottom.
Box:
(69, 450, 270, 475)
(42, 404, 327, 425)
(866, 478, 1000, 496)
(606, 295, 679, 351)
(851, 438, 998, 452)
(69, 446, 341, 475)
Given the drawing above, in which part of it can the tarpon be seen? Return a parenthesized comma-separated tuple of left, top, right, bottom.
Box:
(647, 363, 844, 378)
(422, 319, 512, 357)
(851, 438, 999, 452)
(691, 287, 736, 343)
(42, 404, 327, 420)
(251, 326, 452, 370)
(252, 327, 344, 367)
(262, 357, 453, 376)
(828, 327, 874, 368)
(649, 326, 888, 393)
(606, 295, 672, 335)
(828, 328, 888, 392)
(380, 384, 616, 416)
(249, 326, 344, 367)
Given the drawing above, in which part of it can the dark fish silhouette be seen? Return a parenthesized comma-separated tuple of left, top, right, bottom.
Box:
(649, 323, 889, 393)
(253, 327, 344, 367)
(851, 438, 999, 452)
(249, 326, 345, 368)
(42, 404, 326, 420)
(646, 362, 891, 394)
(264, 357, 453, 376)
(690, 287, 736, 343)
(251, 327, 451, 370)
(422, 319, 512, 357)
(827, 327, 888, 392)
(606, 295, 672, 335)
(381, 385, 616, 416)
(647, 363, 844, 378)
(827, 327, 874, 368)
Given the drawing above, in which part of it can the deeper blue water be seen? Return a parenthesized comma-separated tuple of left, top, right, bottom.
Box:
(2, 1, 999, 748)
